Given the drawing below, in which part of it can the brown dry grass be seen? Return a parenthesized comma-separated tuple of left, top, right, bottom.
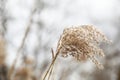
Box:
(42, 25, 111, 80)
(0, 37, 7, 80)
(57, 25, 111, 69)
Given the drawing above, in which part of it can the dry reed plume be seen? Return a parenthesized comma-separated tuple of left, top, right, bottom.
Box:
(57, 25, 111, 69)
(43, 25, 111, 80)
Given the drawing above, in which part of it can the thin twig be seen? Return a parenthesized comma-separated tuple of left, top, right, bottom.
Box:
(8, 6, 37, 80)
(51, 48, 55, 59)
(48, 48, 55, 80)
(8, 26, 31, 80)
(42, 47, 61, 80)
(42, 35, 62, 80)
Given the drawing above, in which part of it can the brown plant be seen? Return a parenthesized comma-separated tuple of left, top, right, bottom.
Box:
(0, 38, 8, 80)
(14, 67, 36, 80)
(57, 25, 111, 69)
(42, 25, 111, 80)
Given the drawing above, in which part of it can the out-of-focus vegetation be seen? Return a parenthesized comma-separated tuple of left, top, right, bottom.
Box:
(0, 0, 120, 80)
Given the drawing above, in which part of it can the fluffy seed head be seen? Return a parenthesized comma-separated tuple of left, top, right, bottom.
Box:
(57, 25, 111, 69)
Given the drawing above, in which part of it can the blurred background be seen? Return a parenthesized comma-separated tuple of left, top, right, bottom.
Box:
(0, 0, 120, 80)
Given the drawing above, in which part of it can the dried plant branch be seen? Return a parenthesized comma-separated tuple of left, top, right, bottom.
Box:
(8, 26, 31, 80)
(43, 25, 111, 80)
(51, 48, 55, 59)
(8, 5, 37, 80)
(42, 45, 62, 80)
(48, 48, 55, 80)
